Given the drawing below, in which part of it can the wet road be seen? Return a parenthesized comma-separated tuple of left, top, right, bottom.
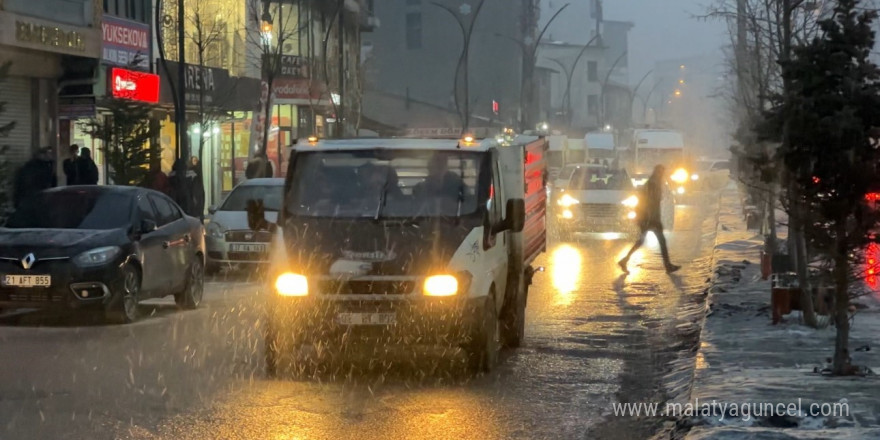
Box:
(0, 192, 721, 440)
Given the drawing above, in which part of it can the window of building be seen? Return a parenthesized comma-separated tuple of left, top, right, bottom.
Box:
(587, 61, 598, 82)
(587, 94, 599, 116)
(104, 0, 148, 23)
(406, 12, 422, 50)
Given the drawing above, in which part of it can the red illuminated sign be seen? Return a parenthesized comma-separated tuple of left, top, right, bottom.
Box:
(109, 67, 159, 103)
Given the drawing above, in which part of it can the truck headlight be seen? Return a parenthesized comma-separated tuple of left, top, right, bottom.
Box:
(621, 195, 639, 208)
(670, 168, 689, 183)
(206, 221, 226, 239)
(627, 211, 637, 220)
(275, 272, 308, 296)
(691, 173, 700, 181)
(423, 275, 458, 297)
(74, 246, 121, 267)
(557, 194, 580, 207)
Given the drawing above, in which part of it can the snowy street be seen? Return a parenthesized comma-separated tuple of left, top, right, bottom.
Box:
(0, 192, 722, 440)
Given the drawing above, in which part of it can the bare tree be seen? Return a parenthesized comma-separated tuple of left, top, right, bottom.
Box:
(185, 0, 232, 161)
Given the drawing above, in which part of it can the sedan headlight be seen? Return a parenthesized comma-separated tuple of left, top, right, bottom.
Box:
(275, 272, 308, 297)
(670, 168, 689, 183)
(621, 195, 639, 208)
(691, 173, 700, 181)
(74, 246, 121, 267)
(423, 274, 459, 297)
(557, 194, 580, 207)
(206, 221, 226, 239)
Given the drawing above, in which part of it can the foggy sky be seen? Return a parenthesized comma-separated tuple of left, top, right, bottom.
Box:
(604, 1, 729, 81)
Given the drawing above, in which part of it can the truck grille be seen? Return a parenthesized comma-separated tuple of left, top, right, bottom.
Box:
(317, 280, 417, 295)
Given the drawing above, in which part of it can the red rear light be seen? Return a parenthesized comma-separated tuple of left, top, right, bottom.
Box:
(866, 193, 880, 202)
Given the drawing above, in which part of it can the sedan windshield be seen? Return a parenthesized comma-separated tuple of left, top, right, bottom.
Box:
(5, 192, 131, 230)
(221, 185, 283, 211)
(286, 150, 484, 218)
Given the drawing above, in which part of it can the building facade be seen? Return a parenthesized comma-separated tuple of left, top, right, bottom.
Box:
(362, 0, 526, 133)
(0, 0, 102, 175)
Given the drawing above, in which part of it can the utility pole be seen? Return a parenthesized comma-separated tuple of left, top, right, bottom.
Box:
(176, 0, 190, 214)
(337, 0, 345, 138)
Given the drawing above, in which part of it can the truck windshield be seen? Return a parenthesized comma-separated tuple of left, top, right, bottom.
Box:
(569, 167, 632, 190)
(285, 150, 484, 218)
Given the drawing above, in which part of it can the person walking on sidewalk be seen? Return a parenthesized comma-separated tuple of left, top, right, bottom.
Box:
(618, 164, 680, 274)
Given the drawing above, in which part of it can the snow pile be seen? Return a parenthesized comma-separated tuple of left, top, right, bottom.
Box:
(684, 183, 880, 439)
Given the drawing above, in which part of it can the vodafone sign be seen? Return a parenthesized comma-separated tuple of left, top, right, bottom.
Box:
(109, 67, 159, 103)
(272, 78, 324, 101)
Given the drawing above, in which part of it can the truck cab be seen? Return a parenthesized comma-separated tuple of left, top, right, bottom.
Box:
(260, 135, 547, 375)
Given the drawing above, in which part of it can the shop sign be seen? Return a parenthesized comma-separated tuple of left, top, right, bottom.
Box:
(109, 67, 160, 103)
(102, 15, 150, 68)
(160, 61, 232, 107)
(272, 78, 323, 102)
(279, 55, 309, 79)
(15, 20, 85, 52)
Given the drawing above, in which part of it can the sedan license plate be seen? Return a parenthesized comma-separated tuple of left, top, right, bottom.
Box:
(229, 243, 267, 253)
(336, 313, 396, 326)
(2, 275, 51, 288)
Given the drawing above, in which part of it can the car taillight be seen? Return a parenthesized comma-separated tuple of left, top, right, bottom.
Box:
(866, 192, 880, 202)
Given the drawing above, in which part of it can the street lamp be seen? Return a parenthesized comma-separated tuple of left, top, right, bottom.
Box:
(545, 33, 601, 130)
(599, 49, 628, 127)
(431, 0, 487, 133)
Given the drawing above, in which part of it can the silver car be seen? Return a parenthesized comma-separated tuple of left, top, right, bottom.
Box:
(205, 178, 284, 273)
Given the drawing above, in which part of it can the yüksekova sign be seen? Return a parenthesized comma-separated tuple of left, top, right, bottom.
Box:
(102, 15, 150, 68)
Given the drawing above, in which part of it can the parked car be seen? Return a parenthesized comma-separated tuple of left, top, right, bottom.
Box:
(0, 186, 206, 323)
(205, 178, 284, 273)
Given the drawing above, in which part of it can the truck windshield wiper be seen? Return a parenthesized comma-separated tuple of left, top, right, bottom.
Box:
(374, 171, 391, 221)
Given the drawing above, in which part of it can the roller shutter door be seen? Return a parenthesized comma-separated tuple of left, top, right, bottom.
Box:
(0, 76, 33, 165)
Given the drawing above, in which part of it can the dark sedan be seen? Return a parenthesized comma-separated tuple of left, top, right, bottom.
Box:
(0, 186, 205, 323)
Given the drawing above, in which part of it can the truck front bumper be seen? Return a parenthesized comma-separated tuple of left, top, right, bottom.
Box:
(265, 295, 485, 346)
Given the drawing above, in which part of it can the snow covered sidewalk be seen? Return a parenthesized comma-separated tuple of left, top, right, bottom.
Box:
(683, 183, 880, 440)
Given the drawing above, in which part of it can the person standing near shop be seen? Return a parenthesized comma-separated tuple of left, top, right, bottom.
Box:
(75, 147, 99, 185)
(63, 144, 79, 185)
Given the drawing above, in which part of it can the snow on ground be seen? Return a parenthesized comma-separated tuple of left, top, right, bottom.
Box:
(684, 182, 880, 439)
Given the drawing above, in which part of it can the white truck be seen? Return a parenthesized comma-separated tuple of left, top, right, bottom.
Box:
(257, 135, 548, 375)
(628, 129, 697, 199)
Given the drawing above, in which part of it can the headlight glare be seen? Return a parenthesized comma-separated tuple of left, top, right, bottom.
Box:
(74, 246, 121, 267)
(670, 168, 689, 183)
(557, 194, 580, 207)
(275, 272, 308, 296)
(621, 195, 639, 208)
(423, 275, 458, 297)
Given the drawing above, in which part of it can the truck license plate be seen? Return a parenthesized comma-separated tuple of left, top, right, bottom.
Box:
(2, 275, 51, 288)
(229, 243, 267, 253)
(336, 313, 396, 326)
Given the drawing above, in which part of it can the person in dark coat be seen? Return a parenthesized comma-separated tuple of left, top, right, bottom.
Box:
(618, 164, 680, 274)
(13, 147, 57, 208)
(63, 144, 79, 185)
(169, 158, 192, 214)
(190, 156, 206, 222)
(245, 152, 274, 179)
(74, 147, 99, 185)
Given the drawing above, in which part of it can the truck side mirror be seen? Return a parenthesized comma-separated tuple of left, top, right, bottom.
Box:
(504, 199, 526, 233)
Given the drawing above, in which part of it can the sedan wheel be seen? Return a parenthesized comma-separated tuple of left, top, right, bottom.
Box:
(106, 265, 140, 324)
(175, 258, 204, 310)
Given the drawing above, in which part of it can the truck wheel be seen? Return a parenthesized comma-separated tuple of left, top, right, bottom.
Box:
(501, 277, 526, 348)
(466, 290, 500, 373)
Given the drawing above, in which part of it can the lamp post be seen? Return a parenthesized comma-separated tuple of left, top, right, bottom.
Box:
(599, 49, 628, 128)
(628, 69, 653, 126)
(174, 0, 191, 214)
(431, 1, 487, 133)
(545, 33, 601, 130)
